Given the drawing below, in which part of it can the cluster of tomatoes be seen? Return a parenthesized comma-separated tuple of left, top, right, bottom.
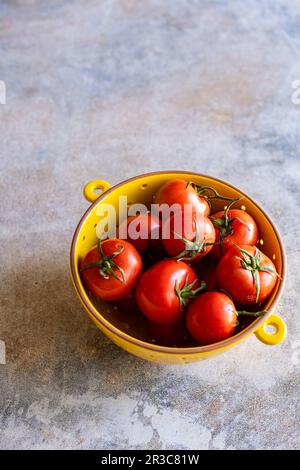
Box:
(80, 179, 279, 346)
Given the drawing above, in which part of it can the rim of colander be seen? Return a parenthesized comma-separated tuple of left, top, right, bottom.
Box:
(70, 170, 286, 354)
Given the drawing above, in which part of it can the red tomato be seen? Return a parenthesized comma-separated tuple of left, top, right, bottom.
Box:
(210, 208, 259, 260)
(135, 260, 205, 325)
(80, 239, 143, 301)
(162, 210, 216, 262)
(117, 213, 161, 253)
(217, 245, 278, 304)
(155, 179, 210, 216)
(187, 291, 238, 345)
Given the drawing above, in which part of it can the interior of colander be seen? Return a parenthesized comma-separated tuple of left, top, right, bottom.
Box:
(73, 172, 284, 348)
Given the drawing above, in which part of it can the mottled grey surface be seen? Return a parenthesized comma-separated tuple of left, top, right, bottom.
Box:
(0, 0, 300, 450)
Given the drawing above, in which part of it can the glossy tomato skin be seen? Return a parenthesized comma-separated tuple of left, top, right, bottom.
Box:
(210, 209, 259, 261)
(80, 239, 143, 301)
(187, 291, 237, 345)
(155, 179, 210, 216)
(117, 213, 161, 253)
(135, 260, 198, 325)
(162, 211, 216, 262)
(217, 245, 277, 305)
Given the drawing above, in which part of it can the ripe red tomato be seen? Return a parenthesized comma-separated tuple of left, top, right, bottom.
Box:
(155, 179, 210, 216)
(186, 291, 238, 345)
(80, 239, 143, 301)
(162, 210, 216, 262)
(210, 208, 259, 260)
(117, 213, 161, 253)
(217, 244, 278, 304)
(135, 260, 205, 325)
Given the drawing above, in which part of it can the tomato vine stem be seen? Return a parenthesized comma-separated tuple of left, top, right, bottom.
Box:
(209, 197, 243, 257)
(172, 219, 213, 261)
(80, 240, 125, 283)
(237, 310, 266, 317)
(233, 243, 280, 303)
(175, 276, 206, 309)
(190, 182, 238, 204)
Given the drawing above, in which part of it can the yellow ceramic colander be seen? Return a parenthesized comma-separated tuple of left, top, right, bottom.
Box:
(70, 171, 287, 364)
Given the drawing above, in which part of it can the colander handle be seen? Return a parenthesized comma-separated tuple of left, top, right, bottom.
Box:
(83, 180, 111, 203)
(254, 313, 287, 345)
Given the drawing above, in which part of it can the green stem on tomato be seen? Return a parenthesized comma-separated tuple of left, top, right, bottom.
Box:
(209, 197, 242, 257)
(173, 219, 213, 261)
(175, 276, 206, 309)
(237, 310, 266, 317)
(80, 239, 125, 283)
(233, 243, 280, 303)
(193, 184, 238, 204)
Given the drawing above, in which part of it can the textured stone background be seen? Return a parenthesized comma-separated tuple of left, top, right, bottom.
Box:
(1, 0, 300, 450)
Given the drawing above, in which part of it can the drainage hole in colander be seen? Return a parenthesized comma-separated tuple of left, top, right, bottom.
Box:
(141, 184, 148, 190)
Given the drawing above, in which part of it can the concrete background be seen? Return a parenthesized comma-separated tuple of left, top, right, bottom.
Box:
(0, 0, 300, 450)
